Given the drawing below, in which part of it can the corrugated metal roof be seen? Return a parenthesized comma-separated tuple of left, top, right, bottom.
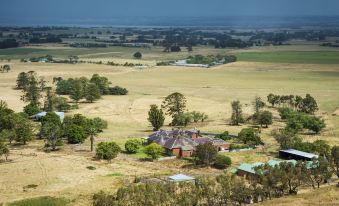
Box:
(168, 174, 195, 182)
(238, 162, 264, 174)
(280, 149, 318, 159)
(31, 112, 65, 120)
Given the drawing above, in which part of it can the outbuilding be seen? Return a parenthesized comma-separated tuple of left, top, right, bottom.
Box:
(168, 174, 195, 183)
(279, 149, 318, 161)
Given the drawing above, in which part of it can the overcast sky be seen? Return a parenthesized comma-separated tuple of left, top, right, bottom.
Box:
(1, 0, 339, 25)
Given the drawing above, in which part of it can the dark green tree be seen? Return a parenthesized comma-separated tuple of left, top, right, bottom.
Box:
(257, 111, 273, 128)
(230, 100, 244, 125)
(85, 83, 101, 103)
(195, 142, 218, 167)
(147, 104, 165, 131)
(96, 142, 121, 162)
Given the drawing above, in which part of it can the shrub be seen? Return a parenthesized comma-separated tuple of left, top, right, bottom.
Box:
(133, 52, 142, 59)
(278, 107, 294, 120)
(238, 128, 262, 146)
(257, 111, 273, 128)
(215, 131, 231, 141)
(144, 143, 164, 160)
(108, 86, 128, 95)
(66, 124, 87, 144)
(214, 154, 232, 169)
(229, 143, 250, 150)
(125, 139, 141, 154)
(96, 142, 121, 161)
(23, 103, 41, 116)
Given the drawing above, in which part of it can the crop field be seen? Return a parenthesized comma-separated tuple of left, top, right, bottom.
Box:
(0, 44, 339, 205)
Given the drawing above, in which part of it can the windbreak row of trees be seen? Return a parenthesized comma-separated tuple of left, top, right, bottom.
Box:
(56, 74, 128, 103)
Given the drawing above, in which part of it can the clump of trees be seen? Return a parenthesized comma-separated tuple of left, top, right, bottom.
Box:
(16, 71, 72, 115)
(186, 54, 237, 66)
(0, 39, 19, 49)
(238, 128, 263, 147)
(56, 74, 128, 103)
(278, 107, 326, 134)
(267, 93, 318, 114)
(0, 100, 35, 148)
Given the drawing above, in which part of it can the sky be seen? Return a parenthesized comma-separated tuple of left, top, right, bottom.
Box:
(0, 0, 339, 26)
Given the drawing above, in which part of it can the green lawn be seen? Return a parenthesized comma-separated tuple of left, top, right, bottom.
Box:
(236, 51, 339, 64)
(7, 196, 69, 206)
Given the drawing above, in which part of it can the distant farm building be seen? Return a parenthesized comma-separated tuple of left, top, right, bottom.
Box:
(147, 129, 230, 158)
(279, 149, 318, 161)
(168, 174, 195, 183)
(171, 60, 209, 68)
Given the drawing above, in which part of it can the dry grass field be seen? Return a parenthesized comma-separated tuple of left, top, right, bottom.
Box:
(1, 49, 339, 205)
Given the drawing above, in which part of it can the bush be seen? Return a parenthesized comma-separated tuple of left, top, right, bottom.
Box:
(108, 86, 128, 95)
(96, 142, 121, 161)
(214, 154, 232, 169)
(133, 52, 142, 59)
(238, 128, 262, 146)
(215, 131, 231, 141)
(144, 143, 164, 160)
(125, 139, 141, 154)
(23, 103, 41, 116)
(229, 143, 250, 150)
(257, 111, 273, 128)
(172, 113, 192, 126)
(278, 107, 294, 120)
(66, 124, 87, 144)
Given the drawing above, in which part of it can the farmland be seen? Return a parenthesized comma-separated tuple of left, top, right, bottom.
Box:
(0, 27, 339, 205)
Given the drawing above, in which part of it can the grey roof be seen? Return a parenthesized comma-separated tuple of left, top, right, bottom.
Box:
(168, 174, 195, 182)
(280, 149, 318, 159)
(31, 112, 65, 120)
(163, 137, 198, 150)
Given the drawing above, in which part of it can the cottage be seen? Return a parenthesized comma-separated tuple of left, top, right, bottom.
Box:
(279, 149, 318, 161)
(163, 137, 197, 157)
(193, 137, 230, 151)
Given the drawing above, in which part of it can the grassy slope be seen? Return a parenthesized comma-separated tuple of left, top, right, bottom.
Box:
(7, 196, 69, 206)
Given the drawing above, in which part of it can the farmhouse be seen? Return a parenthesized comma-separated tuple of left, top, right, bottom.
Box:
(279, 149, 318, 161)
(147, 129, 230, 157)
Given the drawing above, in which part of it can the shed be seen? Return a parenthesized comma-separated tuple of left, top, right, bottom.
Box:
(168, 174, 195, 183)
(279, 149, 318, 161)
(31, 112, 65, 121)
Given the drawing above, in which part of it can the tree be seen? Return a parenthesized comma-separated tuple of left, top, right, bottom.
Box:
(125, 139, 141, 154)
(190, 111, 207, 123)
(41, 118, 62, 150)
(238, 128, 262, 146)
(253, 96, 265, 113)
(214, 154, 232, 169)
(267, 93, 280, 107)
(2, 64, 10, 72)
(257, 111, 273, 128)
(195, 142, 218, 167)
(16, 72, 29, 90)
(90, 74, 111, 95)
(133, 52, 142, 59)
(303, 116, 326, 134)
(43, 87, 55, 112)
(108, 86, 128, 95)
(0, 129, 15, 145)
(298, 94, 318, 114)
(144, 143, 164, 160)
(230, 100, 244, 125)
(86, 119, 100, 152)
(0, 141, 9, 161)
(330, 146, 339, 178)
(70, 80, 84, 103)
(21, 72, 42, 106)
(306, 157, 332, 189)
(162, 92, 187, 119)
(66, 124, 87, 144)
(96, 142, 121, 162)
(271, 129, 298, 149)
(14, 117, 34, 144)
(23, 103, 41, 116)
(172, 112, 192, 126)
(85, 83, 101, 103)
(215, 131, 231, 141)
(147, 105, 165, 131)
(53, 97, 71, 112)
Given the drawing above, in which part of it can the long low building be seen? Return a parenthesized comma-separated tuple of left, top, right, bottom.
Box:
(279, 149, 318, 161)
(147, 129, 230, 158)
